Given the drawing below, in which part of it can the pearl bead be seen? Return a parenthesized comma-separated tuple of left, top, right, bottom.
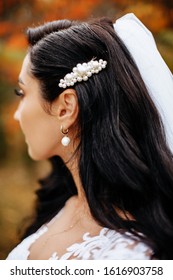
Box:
(87, 71, 92, 77)
(66, 73, 72, 80)
(93, 61, 98, 67)
(61, 136, 70, 146)
(77, 77, 82, 82)
(77, 65, 87, 75)
(83, 76, 88, 81)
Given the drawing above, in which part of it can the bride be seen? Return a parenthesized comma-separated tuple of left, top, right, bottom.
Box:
(7, 13, 173, 260)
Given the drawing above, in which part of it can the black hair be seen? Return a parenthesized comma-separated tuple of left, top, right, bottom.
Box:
(23, 17, 173, 259)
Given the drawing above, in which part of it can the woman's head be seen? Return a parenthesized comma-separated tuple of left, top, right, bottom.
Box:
(15, 17, 154, 162)
(16, 17, 173, 259)
(14, 18, 116, 160)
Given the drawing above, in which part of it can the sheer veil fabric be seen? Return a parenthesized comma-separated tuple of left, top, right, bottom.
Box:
(114, 13, 173, 153)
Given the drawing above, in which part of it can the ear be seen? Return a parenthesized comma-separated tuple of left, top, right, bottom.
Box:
(51, 89, 79, 129)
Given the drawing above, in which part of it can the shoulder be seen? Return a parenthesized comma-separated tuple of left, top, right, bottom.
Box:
(6, 226, 48, 260)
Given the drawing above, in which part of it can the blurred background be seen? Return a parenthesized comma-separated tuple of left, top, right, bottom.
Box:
(0, 0, 173, 260)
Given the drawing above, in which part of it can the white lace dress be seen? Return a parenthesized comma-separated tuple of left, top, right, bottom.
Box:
(6, 217, 153, 260)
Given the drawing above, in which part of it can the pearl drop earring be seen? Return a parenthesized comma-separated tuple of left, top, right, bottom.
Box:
(60, 125, 70, 146)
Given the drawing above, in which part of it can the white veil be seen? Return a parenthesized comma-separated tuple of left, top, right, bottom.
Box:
(114, 13, 173, 152)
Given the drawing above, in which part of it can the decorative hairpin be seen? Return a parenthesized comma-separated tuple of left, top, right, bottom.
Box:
(58, 59, 107, 88)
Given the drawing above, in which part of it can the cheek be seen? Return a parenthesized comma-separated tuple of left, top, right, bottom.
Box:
(27, 119, 60, 160)
(27, 128, 59, 160)
(20, 101, 60, 160)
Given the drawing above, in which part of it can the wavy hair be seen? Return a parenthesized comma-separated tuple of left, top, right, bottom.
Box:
(22, 17, 173, 259)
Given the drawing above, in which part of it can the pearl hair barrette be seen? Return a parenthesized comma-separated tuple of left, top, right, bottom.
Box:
(58, 59, 107, 88)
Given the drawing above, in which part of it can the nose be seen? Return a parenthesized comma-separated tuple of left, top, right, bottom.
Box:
(14, 109, 20, 121)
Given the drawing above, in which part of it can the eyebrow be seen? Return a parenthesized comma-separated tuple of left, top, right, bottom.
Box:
(18, 77, 25, 85)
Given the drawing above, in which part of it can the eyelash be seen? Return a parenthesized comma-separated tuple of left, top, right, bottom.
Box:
(14, 88, 24, 97)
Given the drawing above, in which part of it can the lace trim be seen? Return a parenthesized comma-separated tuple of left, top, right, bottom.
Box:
(48, 228, 152, 260)
(7, 222, 153, 260)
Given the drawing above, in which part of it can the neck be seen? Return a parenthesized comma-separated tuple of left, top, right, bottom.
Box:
(65, 156, 90, 215)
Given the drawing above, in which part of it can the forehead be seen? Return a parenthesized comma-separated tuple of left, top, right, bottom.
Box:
(18, 54, 42, 98)
(19, 54, 31, 81)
